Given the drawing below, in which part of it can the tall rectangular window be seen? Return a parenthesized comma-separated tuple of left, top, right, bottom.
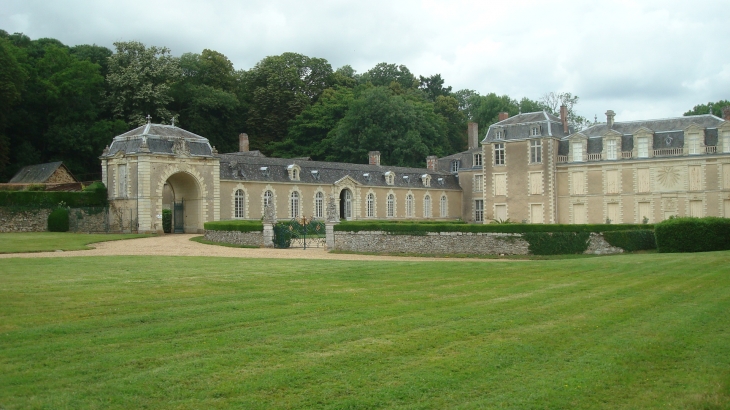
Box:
(440, 195, 448, 218)
(387, 194, 395, 218)
(474, 174, 483, 192)
(530, 204, 544, 224)
(475, 200, 484, 222)
(571, 172, 585, 195)
(494, 174, 507, 196)
(473, 153, 482, 167)
(451, 160, 459, 172)
(573, 203, 586, 224)
(689, 165, 702, 191)
(530, 140, 542, 163)
(572, 142, 583, 162)
(494, 143, 505, 165)
(606, 139, 617, 160)
(638, 169, 651, 193)
(638, 202, 652, 223)
(724, 135, 730, 153)
(637, 137, 649, 158)
(724, 164, 730, 190)
(687, 133, 700, 155)
(117, 164, 127, 198)
(529, 172, 543, 195)
(607, 203, 620, 223)
(606, 170, 619, 194)
(315, 192, 324, 219)
(494, 204, 507, 221)
(689, 200, 703, 217)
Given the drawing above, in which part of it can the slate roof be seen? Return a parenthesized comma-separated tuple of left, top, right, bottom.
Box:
(104, 123, 213, 157)
(218, 154, 461, 190)
(483, 111, 573, 143)
(9, 162, 75, 183)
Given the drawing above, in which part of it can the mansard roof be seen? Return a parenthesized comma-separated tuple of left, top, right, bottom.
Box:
(103, 123, 214, 157)
(218, 154, 461, 190)
(577, 114, 724, 138)
(483, 111, 573, 143)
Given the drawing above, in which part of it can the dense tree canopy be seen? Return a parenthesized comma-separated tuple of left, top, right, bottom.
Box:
(0, 31, 608, 181)
(684, 100, 730, 117)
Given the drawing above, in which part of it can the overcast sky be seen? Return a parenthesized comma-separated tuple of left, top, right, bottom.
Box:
(2, 0, 729, 122)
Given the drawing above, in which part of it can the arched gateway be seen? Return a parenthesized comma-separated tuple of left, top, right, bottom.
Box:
(100, 121, 219, 233)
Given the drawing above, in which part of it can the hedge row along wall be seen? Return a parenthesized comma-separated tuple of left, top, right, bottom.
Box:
(0, 183, 107, 208)
(655, 217, 730, 253)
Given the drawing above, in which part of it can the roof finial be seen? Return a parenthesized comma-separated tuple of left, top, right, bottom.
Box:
(146, 114, 152, 124)
(171, 116, 176, 127)
(708, 102, 713, 116)
(594, 114, 598, 124)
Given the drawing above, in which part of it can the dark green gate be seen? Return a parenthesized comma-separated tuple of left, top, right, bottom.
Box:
(273, 218, 326, 249)
(173, 200, 184, 233)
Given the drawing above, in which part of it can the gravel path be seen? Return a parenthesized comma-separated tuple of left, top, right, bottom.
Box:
(0, 234, 516, 262)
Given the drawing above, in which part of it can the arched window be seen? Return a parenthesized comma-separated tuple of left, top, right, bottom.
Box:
(315, 192, 324, 219)
(366, 193, 375, 217)
(263, 190, 273, 208)
(406, 194, 414, 218)
(423, 195, 431, 218)
(234, 189, 245, 219)
(440, 195, 448, 218)
(290, 191, 300, 218)
(387, 194, 395, 218)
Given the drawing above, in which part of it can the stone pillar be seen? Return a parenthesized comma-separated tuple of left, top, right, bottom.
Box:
(325, 194, 340, 250)
(263, 223, 274, 248)
(426, 155, 438, 171)
(325, 223, 337, 250)
(605, 110, 615, 129)
(467, 122, 479, 150)
(368, 151, 381, 166)
(561, 105, 569, 133)
(239, 133, 249, 152)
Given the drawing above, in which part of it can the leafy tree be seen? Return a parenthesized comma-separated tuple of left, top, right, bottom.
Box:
(241, 52, 333, 152)
(324, 86, 448, 167)
(469, 93, 518, 132)
(359, 63, 418, 89)
(433, 95, 466, 152)
(0, 37, 26, 128)
(106, 41, 182, 127)
(70, 44, 113, 78)
(419, 74, 452, 101)
(684, 100, 730, 117)
(540, 91, 588, 130)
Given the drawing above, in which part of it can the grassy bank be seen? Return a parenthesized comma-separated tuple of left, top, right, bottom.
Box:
(0, 232, 153, 253)
(1, 252, 729, 408)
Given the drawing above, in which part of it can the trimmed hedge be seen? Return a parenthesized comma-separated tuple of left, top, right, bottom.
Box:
(655, 217, 730, 253)
(335, 221, 654, 234)
(603, 230, 657, 252)
(162, 209, 172, 234)
(0, 185, 108, 208)
(204, 220, 264, 233)
(522, 232, 591, 255)
(47, 208, 69, 232)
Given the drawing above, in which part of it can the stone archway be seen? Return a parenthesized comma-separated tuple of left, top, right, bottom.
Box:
(162, 171, 203, 233)
(339, 188, 353, 220)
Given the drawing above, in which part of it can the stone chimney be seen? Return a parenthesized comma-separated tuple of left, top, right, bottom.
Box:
(239, 133, 249, 152)
(560, 105, 569, 134)
(498, 112, 509, 122)
(723, 106, 730, 121)
(606, 110, 616, 129)
(368, 151, 381, 166)
(426, 155, 438, 171)
(467, 122, 479, 150)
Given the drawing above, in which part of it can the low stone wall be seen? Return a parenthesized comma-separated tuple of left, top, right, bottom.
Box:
(204, 230, 263, 247)
(334, 231, 530, 255)
(334, 230, 625, 255)
(0, 208, 51, 232)
(68, 208, 109, 233)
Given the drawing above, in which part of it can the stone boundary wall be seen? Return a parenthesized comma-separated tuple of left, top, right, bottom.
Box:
(334, 231, 625, 255)
(204, 230, 263, 247)
(0, 207, 110, 233)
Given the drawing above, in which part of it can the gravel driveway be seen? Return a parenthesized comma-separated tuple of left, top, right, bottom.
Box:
(0, 234, 515, 262)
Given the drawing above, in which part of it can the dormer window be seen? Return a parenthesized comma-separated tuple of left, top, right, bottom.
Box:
(437, 177, 444, 186)
(402, 175, 410, 184)
(363, 173, 371, 182)
(310, 170, 320, 180)
(287, 164, 301, 181)
(450, 160, 459, 173)
(421, 174, 431, 187)
(384, 171, 395, 185)
(473, 153, 482, 167)
(531, 126, 540, 136)
(495, 130, 504, 140)
(259, 166, 270, 177)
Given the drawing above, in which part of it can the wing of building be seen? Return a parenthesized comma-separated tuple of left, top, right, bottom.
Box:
(99, 107, 730, 233)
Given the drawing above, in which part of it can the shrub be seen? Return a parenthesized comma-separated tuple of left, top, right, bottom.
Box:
(47, 208, 69, 232)
(162, 209, 172, 234)
(522, 232, 591, 255)
(655, 217, 730, 253)
(204, 220, 264, 233)
(603, 230, 657, 252)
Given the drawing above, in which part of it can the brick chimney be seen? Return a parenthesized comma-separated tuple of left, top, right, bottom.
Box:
(368, 151, 381, 166)
(723, 106, 730, 121)
(467, 122, 479, 150)
(426, 155, 438, 171)
(239, 133, 249, 152)
(606, 110, 616, 129)
(498, 112, 509, 122)
(560, 105, 568, 134)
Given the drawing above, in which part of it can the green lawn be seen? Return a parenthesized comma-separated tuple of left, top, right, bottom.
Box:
(1, 252, 729, 409)
(0, 232, 152, 253)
